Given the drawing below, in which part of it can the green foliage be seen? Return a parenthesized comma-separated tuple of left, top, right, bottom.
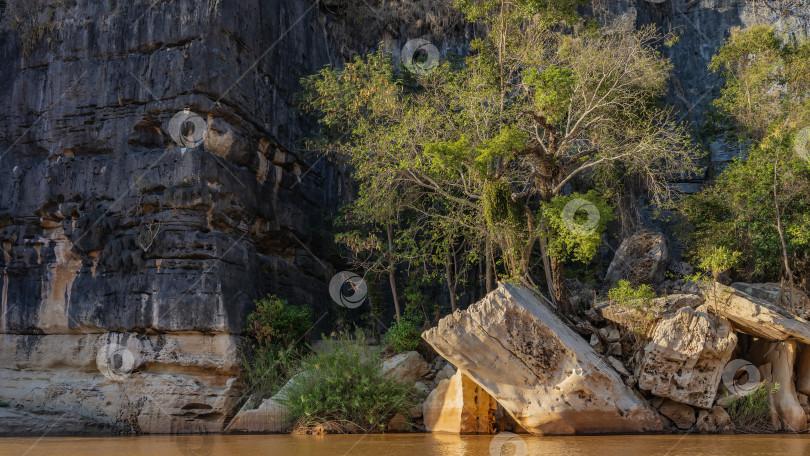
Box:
(381, 305, 425, 353)
(454, 0, 585, 27)
(681, 136, 810, 284)
(708, 26, 810, 140)
(541, 191, 616, 263)
(0, 401, 10, 408)
(246, 295, 312, 350)
(607, 279, 657, 306)
(277, 333, 419, 432)
(682, 25, 810, 287)
(473, 127, 528, 176)
(240, 345, 300, 404)
(524, 65, 574, 124)
(4, 0, 63, 56)
(725, 382, 780, 433)
(606, 280, 658, 335)
(483, 180, 526, 229)
(698, 246, 742, 280)
(300, 2, 695, 313)
(242, 295, 312, 400)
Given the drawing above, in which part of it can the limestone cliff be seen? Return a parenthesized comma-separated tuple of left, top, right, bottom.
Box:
(0, 0, 808, 434)
(0, 0, 342, 434)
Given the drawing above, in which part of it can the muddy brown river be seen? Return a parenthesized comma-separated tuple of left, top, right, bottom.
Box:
(3, 434, 810, 456)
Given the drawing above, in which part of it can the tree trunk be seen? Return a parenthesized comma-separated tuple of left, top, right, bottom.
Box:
(485, 237, 494, 293)
(386, 222, 401, 320)
(773, 157, 796, 313)
(537, 224, 557, 307)
(445, 251, 457, 312)
(550, 255, 572, 316)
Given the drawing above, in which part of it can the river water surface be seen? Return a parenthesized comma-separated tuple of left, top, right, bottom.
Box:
(4, 434, 810, 456)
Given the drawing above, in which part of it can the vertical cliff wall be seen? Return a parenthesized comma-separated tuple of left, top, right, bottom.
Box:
(0, 0, 344, 434)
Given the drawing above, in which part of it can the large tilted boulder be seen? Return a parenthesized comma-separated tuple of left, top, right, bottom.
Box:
(422, 370, 498, 434)
(689, 282, 810, 344)
(422, 283, 662, 435)
(604, 232, 670, 287)
(730, 283, 810, 319)
(638, 305, 737, 408)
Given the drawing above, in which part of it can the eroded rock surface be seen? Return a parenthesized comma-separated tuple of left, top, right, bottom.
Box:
(750, 339, 807, 432)
(382, 351, 429, 383)
(0, 332, 242, 433)
(422, 283, 662, 435)
(0, 0, 346, 434)
(691, 283, 810, 344)
(654, 398, 696, 430)
(696, 406, 735, 434)
(604, 231, 669, 287)
(225, 375, 302, 433)
(638, 305, 736, 409)
(731, 283, 810, 319)
(422, 370, 497, 434)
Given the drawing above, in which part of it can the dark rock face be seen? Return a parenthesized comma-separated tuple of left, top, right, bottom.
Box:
(0, 0, 342, 336)
(0, 0, 347, 434)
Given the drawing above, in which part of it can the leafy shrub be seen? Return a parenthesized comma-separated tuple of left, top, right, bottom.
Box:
(241, 295, 312, 400)
(698, 246, 741, 282)
(277, 333, 419, 432)
(382, 305, 424, 353)
(607, 280, 656, 308)
(241, 345, 300, 404)
(607, 280, 658, 335)
(725, 382, 779, 433)
(540, 191, 616, 264)
(246, 294, 312, 350)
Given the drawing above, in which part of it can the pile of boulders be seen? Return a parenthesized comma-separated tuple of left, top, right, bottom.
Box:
(417, 231, 810, 436)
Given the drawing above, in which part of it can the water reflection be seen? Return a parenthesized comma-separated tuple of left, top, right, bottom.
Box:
(2, 433, 810, 456)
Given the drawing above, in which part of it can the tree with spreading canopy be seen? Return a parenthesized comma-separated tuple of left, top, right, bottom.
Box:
(301, 0, 697, 317)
